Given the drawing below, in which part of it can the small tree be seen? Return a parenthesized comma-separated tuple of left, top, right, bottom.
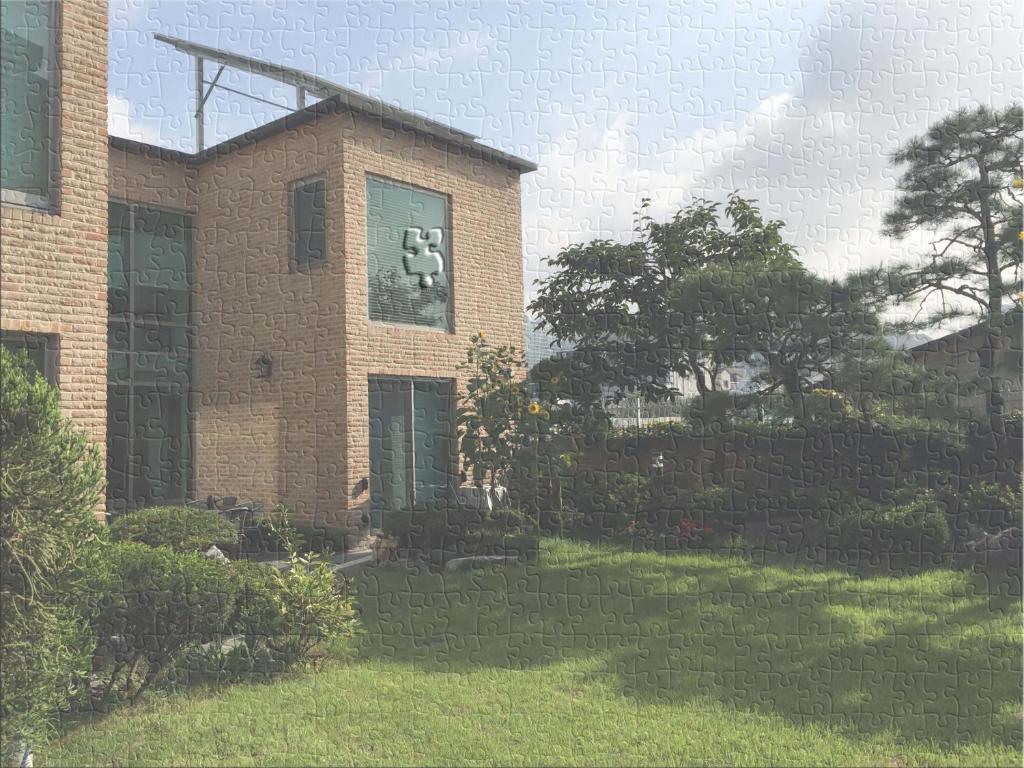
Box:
(0, 347, 103, 752)
(457, 333, 530, 494)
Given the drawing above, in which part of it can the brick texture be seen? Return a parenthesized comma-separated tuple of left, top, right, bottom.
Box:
(1, 0, 109, 517)
(109, 109, 527, 527)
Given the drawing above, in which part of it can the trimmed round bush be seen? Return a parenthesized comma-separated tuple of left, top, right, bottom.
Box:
(109, 506, 239, 554)
(87, 541, 237, 701)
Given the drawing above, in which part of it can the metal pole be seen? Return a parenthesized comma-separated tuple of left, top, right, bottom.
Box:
(296, 85, 306, 109)
(195, 55, 204, 151)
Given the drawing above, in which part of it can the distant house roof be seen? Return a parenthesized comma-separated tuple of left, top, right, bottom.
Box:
(109, 90, 537, 173)
(910, 310, 1023, 355)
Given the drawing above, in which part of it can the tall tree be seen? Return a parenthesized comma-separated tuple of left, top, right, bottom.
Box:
(881, 104, 1023, 419)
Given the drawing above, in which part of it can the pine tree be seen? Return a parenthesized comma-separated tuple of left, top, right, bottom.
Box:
(882, 105, 1023, 421)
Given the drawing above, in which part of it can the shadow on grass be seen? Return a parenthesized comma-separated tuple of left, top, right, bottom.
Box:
(353, 538, 1023, 753)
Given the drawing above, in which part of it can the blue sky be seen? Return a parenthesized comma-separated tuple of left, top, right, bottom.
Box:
(110, 0, 1023, 309)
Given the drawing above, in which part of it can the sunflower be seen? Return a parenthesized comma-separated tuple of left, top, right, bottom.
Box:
(528, 402, 541, 414)
(478, 330, 486, 339)
(1014, 178, 1024, 189)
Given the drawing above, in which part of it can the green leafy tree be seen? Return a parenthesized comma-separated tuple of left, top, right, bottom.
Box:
(880, 105, 1023, 419)
(457, 333, 549, 496)
(0, 347, 103, 752)
(530, 194, 893, 415)
(531, 195, 803, 402)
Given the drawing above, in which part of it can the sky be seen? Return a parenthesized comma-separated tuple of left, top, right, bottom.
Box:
(109, 0, 1024, 314)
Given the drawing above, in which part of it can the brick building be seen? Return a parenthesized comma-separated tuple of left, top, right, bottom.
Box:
(2, 2, 535, 530)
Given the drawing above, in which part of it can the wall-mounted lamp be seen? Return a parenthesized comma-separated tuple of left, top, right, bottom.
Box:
(352, 477, 368, 497)
(253, 352, 273, 379)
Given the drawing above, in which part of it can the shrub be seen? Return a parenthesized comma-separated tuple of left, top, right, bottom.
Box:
(955, 481, 1022, 531)
(565, 470, 651, 538)
(247, 504, 351, 555)
(87, 542, 237, 701)
(0, 347, 103, 752)
(109, 506, 239, 554)
(229, 535, 358, 665)
(384, 497, 537, 565)
(835, 492, 951, 573)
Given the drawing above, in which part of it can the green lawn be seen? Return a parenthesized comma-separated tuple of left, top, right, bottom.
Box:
(47, 539, 1021, 766)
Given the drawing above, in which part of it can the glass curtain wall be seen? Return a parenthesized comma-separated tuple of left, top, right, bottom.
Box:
(107, 201, 193, 512)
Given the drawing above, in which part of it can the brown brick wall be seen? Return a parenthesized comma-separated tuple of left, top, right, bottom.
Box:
(191, 120, 347, 520)
(107, 108, 526, 528)
(1, 0, 109, 516)
(108, 147, 196, 211)
(339, 111, 525, 526)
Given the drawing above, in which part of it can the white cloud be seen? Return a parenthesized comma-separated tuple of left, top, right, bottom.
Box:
(107, 93, 164, 145)
(523, 0, 1024, 309)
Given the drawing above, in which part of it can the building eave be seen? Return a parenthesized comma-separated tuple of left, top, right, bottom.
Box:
(108, 95, 537, 174)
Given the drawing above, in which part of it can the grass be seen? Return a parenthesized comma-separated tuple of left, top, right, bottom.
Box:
(47, 539, 1021, 766)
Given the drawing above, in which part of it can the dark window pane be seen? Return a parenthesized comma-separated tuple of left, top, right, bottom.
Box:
(368, 377, 455, 528)
(0, 1, 55, 201)
(366, 177, 451, 330)
(130, 385, 191, 507)
(413, 379, 454, 504)
(106, 386, 131, 513)
(108, 201, 130, 318)
(105, 202, 194, 511)
(1, 330, 57, 385)
(293, 178, 326, 267)
(133, 208, 192, 323)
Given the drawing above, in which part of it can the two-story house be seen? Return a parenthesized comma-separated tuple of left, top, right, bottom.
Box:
(1, 1, 535, 534)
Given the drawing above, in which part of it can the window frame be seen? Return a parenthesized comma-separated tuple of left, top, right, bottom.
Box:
(0, 330, 59, 386)
(365, 173, 454, 334)
(289, 174, 328, 272)
(0, 0, 62, 213)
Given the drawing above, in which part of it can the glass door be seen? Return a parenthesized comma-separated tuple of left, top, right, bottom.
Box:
(368, 377, 454, 528)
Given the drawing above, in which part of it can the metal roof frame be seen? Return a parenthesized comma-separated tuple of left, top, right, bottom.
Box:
(154, 32, 479, 152)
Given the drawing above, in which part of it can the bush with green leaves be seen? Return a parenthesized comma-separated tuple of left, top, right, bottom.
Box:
(0, 347, 103, 753)
(955, 481, 1022, 532)
(230, 530, 358, 665)
(565, 470, 651, 539)
(834, 492, 951, 573)
(109, 505, 239, 554)
(384, 497, 538, 565)
(87, 542, 237, 702)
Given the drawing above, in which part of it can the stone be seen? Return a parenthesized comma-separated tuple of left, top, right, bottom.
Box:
(203, 545, 230, 563)
(444, 555, 519, 572)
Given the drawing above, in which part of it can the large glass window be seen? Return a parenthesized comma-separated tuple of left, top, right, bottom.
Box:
(368, 377, 454, 527)
(0, 1, 58, 207)
(107, 202, 193, 512)
(366, 177, 452, 331)
(292, 177, 326, 269)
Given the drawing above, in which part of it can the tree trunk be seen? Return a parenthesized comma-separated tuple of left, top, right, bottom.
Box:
(976, 160, 1005, 426)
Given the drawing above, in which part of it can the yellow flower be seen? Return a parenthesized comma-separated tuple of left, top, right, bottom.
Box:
(478, 330, 486, 339)
(1019, 232, 1024, 241)
(550, 376, 561, 385)
(528, 402, 541, 414)
(541, 409, 551, 420)
(1013, 178, 1024, 189)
